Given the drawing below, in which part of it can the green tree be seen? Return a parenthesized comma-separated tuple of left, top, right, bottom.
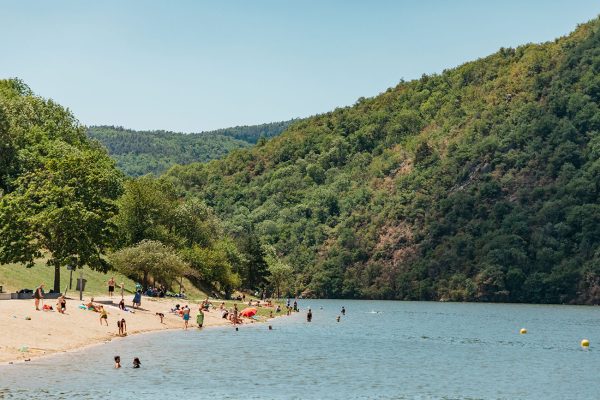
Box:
(0, 143, 123, 292)
(109, 239, 191, 289)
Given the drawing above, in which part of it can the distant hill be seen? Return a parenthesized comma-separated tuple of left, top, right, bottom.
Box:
(87, 120, 295, 176)
(165, 18, 600, 304)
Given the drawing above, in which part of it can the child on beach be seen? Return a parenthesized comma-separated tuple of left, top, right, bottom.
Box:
(114, 356, 121, 368)
(133, 357, 141, 368)
(156, 312, 165, 323)
(119, 298, 125, 310)
(99, 306, 108, 326)
(117, 318, 127, 336)
(57, 295, 66, 314)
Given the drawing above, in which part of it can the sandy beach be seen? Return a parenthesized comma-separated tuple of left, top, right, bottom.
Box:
(0, 295, 269, 364)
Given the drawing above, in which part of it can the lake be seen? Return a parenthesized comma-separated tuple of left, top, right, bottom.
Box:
(1, 300, 599, 399)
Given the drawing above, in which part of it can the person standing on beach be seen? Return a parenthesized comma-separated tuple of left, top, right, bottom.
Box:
(197, 308, 204, 328)
(183, 305, 190, 329)
(233, 303, 239, 325)
(107, 277, 115, 298)
(33, 284, 44, 311)
(132, 290, 142, 309)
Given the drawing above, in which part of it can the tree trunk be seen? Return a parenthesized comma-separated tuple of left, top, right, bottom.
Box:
(53, 264, 60, 293)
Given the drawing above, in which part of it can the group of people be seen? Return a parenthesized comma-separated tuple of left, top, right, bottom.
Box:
(114, 356, 141, 369)
(306, 305, 346, 323)
(171, 303, 205, 329)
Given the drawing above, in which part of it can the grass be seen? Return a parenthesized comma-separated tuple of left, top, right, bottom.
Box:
(0, 261, 207, 299)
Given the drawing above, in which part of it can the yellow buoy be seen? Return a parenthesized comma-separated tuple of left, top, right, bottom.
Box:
(519, 328, 527, 334)
(581, 339, 590, 348)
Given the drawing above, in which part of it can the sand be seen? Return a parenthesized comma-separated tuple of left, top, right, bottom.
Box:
(0, 295, 259, 364)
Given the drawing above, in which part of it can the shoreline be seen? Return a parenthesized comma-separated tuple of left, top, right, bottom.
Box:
(0, 296, 283, 365)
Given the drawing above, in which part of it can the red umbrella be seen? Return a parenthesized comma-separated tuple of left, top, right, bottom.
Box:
(240, 307, 257, 317)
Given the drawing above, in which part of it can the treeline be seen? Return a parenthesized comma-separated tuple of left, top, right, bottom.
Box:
(87, 120, 295, 176)
(163, 18, 600, 304)
(0, 79, 290, 297)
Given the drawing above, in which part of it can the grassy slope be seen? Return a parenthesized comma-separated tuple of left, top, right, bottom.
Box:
(0, 262, 207, 299)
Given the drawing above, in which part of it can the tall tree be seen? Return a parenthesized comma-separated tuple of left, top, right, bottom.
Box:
(0, 143, 123, 292)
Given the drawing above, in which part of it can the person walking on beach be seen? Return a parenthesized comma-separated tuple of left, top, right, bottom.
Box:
(107, 277, 115, 298)
(183, 305, 190, 329)
(100, 306, 108, 326)
(33, 284, 44, 311)
(307, 308, 313, 322)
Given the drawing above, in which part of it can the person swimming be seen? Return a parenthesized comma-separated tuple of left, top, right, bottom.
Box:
(341, 306, 346, 316)
(114, 355, 121, 369)
(133, 357, 141, 368)
(307, 308, 313, 322)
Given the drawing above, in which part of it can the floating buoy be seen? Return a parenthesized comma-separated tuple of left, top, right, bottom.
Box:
(520, 328, 527, 334)
(581, 339, 590, 348)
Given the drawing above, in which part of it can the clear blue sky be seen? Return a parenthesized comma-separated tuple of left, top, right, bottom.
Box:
(2, 0, 600, 132)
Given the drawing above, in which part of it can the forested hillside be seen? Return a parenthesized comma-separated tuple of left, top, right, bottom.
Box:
(0, 79, 276, 297)
(164, 19, 600, 304)
(88, 120, 294, 176)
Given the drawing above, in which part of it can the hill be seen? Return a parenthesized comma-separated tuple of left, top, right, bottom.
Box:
(164, 19, 600, 304)
(88, 120, 295, 176)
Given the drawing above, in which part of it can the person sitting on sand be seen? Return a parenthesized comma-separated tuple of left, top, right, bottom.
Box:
(57, 295, 66, 314)
(114, 355, 121, 369)
(275, 305, 281, 313)
(118, 298, 125, 310)
(86, 298, 99, 311)
(269, 311, 273, 318)
(133, 357, 141, 368)
(33, 284, 44, 311)
(219, 302, 225, 310)
(99, 306, 108, 326)
(221, 309, 229, 319)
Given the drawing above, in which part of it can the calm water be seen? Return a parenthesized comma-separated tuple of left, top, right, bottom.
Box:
(1, 300, 599, 399)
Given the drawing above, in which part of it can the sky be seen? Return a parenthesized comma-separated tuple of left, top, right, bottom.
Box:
(2, 0, 600, 133)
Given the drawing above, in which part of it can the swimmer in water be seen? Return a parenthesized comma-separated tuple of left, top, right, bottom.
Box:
(114, 355, 121, 369)
(341, 306, 346, 316)
(307, 308, 313, 322)
(133, 357, 141, 368)
(336, 315, 340, 322)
